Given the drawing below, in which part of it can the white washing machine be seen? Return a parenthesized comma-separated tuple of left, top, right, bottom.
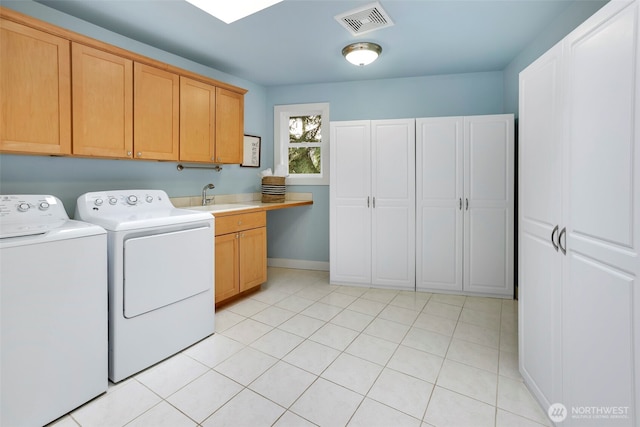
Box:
(0, 195, 108, 427)
(75, 189, 215, 382)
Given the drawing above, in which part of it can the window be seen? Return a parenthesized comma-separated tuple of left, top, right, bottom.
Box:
(274, 103, 329, 185)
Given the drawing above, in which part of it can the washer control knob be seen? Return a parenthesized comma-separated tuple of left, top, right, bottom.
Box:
(94, 198, 104, 206)
(146, 196, 153, 203)
(108, 197, 117, 205)
(127, 195, 138, 205)
(17, 203, 30, 212)
(39, 202, 50, 211)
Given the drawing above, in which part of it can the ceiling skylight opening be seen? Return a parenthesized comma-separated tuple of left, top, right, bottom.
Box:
(184, 0, 283, 24)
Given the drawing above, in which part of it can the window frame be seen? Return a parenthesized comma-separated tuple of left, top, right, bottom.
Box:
(274, 102, 330, 185)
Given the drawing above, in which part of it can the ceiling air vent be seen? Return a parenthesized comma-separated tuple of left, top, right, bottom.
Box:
(334, 2, 394, 36)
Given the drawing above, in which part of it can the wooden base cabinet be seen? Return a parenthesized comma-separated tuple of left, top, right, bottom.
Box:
(330, 119, 416, 290)
(214, 212, 267, 305)
(519, 1, 639, 424)
(416, 114, 514, 297)
(0, 18, 71, 154)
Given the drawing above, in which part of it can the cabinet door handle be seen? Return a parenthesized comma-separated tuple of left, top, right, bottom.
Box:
(465, 198, 469, 210)
(558, 227, 567, 255)
(373, 197, 376, 208)
(367, 196, 370, 208)
(459, 198, 462, 210)
(551, 225, 559, 252)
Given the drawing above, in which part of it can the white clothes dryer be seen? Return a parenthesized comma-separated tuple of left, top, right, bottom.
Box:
(75, 189, 214, 382)
(0, 195, 108, 427)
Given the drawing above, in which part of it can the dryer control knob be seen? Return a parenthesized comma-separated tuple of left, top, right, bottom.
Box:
(108, 197, 117, 205)
(39, 202, 50, 211)
(94, 198, 104, 206)
(146, 196, 153, 203)
(17, 203, 30, 212)
(127, 195, 138, 205)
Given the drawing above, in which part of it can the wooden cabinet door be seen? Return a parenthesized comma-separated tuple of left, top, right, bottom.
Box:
(239, 227, 267, 292)
(415, 117, 463, 292)
(463, 114, 514, 296)
(329, 121, 372, 286)
(518, 42, 564, 411)
(371, 119, 416, 289)
(215, 232, 239, 304)
(0, 19, 71, 154)
(215, 87, 243, 164)
(133, 63, 178, 160)
(180, 76, 215, 163)
(72, 43, 133, 158)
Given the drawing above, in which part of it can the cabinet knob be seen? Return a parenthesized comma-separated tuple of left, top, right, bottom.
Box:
(127, 151, 132, 156)
(137, 152, 142, 157)
(238, 220, 242, 225)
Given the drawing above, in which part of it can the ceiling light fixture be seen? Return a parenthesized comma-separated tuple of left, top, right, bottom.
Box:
(184, 0, 283, 24)
(342, 42, 382, 66)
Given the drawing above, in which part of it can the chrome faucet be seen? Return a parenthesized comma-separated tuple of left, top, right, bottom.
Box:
(202, 183, 215, 206)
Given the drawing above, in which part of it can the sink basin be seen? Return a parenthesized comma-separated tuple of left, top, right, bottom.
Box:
(186, 204, 255, 212)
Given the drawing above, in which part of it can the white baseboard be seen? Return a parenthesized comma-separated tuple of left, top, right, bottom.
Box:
(267, 258, 330, 271)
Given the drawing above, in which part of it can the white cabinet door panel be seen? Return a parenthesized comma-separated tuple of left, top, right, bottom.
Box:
(371, 119, 415, 289)
(466, 208, 508, 294)
(518, 41, 564, 414)
(418, 206, 460, 291)
(519, 231, 562, 410)
(464, 115, 514, 296)
(566, 1, 637, 249)
(561, 2, 639, 423)
(330, 121, 371, 285)
(563, 254, 635, 425)
(332, 204, 371, 284)
(416, 117, 463, 291)
(373, 205, 414, 287)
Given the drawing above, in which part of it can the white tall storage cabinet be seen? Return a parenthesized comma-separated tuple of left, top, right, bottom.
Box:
(416, 114, 514, 297)
(330, 119, 415, 290)
(519, 1, 639, 425)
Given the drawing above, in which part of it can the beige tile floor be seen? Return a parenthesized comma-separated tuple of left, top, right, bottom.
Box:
(50, 267, 551, 427)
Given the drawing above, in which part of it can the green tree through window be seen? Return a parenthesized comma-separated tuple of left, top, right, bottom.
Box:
(288, 115, 321, 174)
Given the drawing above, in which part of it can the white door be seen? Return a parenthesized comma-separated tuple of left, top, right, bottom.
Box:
(562, 1, 639, 422)
(518, 42, 564, 410)
(416, 117, 463, 292)
(463, 115, 514, 296)
(330, 121, 372, 285)
(371, 119, 415, 289)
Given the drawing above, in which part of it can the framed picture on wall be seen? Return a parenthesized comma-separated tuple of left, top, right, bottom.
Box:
(241, 135, 261, 168)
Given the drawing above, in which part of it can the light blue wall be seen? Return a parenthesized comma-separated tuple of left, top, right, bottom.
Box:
(0, 1, 267, 216)
(3, 0, 606, 267)
(264, 72, 505, 264)
(503, 0, 608, 116)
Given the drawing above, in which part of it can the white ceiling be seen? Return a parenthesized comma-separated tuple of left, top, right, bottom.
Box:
(34, 0, 584, 87)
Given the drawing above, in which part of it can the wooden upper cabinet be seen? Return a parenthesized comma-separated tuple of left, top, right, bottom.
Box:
(72, 42, 133, 158)
(179, 77, 245, 164)
(0, 18, 71, 155)
(134, 63, 179, 160)
(1, 8, 247, 162)
(215, 87, 244, 164)
(179, 76, 215, 163)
